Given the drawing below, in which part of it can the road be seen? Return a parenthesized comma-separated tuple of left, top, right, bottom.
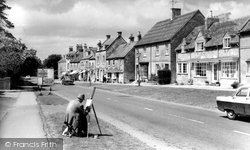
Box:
(52, 83, 250, 150)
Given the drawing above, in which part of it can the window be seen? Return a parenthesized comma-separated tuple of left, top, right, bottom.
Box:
(223, 37, 231, 48)
(103, 56, 105, 64)
(165, 44, 169, 55)
(177, 63, 188, 74)
(196, 42, 204, 51)
(195, 63, 206, 76)
(143, 48, 146, 57)
(247, 62, 250, 74)
(221, 62, 237, 78)
(97, 56, 99, 65)
(155, 45, 159, 56)
(165, 64, 169, 70)
(113, 60, 115, 66)
(236, 88, 248, 97)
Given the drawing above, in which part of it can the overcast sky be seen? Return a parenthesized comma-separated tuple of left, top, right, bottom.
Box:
(5, 0, 250, 61)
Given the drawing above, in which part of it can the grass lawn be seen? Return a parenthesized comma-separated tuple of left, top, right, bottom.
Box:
(79, 83, 233, 110)
(36, 91, 154, 150)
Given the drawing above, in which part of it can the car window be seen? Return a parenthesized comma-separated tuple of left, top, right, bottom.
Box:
(236, 88, 249, 97)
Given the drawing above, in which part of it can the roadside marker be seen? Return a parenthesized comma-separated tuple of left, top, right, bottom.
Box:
(144, 108, 153, 111)
(234, 130, 250, 136)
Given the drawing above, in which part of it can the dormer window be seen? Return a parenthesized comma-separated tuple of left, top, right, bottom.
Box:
(196, 42, 204, 51)
(223, 37, 231, 48)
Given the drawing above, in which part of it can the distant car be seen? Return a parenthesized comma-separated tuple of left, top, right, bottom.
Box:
(61, 75, 74, 85)
(25, 75, 31, 80)
(216, 85, 250, 120)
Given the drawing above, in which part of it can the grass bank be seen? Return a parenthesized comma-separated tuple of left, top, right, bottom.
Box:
(36, 90, 154, 150)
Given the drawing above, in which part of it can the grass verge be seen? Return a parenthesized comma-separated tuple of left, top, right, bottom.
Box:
(36, 90, 154, 150)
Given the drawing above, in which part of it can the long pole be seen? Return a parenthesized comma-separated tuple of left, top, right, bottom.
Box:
(89, 87, 102, 135)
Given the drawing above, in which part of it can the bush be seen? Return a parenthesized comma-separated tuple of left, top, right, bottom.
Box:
(157, 69, 171, 85)
(231, 81, 239, 89)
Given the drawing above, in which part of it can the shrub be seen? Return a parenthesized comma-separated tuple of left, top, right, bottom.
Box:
(231, 81, 239, 89)
(157, 69, 171, 85)
(149, 74, 158, 82)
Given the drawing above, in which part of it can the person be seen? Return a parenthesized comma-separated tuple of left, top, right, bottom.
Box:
(63, 94, 89, 137)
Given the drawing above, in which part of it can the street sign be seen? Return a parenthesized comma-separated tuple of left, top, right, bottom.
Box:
(37, 69, 47, 78)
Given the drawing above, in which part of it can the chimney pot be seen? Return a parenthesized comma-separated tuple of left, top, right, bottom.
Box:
(106, 35, 111, 39)
(117, 31, 122, 37)
(171, 8, 181, 20)
(137, 31, 142, 41)
(129, 34, 134, 43)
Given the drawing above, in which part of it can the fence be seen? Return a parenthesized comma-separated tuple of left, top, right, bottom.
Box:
(0, 77, 11, 90)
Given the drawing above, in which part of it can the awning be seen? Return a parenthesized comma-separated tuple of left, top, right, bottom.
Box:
(190, 57, 239, 63)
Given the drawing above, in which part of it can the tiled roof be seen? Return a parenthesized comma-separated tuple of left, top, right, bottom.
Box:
(58, 57, 66, 63)
(176, 16, 250, 51)
(135, 10, 201, 46)
(70, 52, 83, 63)
(107, 42, 136, 59)
(240, 17, 250, 32)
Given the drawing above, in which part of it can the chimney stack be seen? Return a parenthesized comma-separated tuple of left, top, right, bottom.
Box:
(129, 34, 134, 43)
(106, 35, 111, 39)
(117, 31, 122, 37)
(137, 31, 142, 41)
(97, 40, 102, 50)
(171, 8, 181, 20)
(76, 44, 83, 52)
(69, 46, 73, 52)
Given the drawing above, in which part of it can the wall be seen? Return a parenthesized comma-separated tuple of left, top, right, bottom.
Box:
(240, 32, 250, 84)
(0, 77, 10, 90)
(124, 48, 135, 83)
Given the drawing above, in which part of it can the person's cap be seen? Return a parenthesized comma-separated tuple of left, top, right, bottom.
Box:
(77, 94, 85, 100)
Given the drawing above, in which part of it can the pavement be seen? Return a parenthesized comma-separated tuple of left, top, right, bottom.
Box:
(0, 91, 47, 138)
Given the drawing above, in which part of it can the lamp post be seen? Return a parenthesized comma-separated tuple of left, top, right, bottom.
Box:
(136, 50, 141, 87)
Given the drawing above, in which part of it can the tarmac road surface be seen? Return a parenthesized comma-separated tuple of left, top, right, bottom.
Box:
(53, 84, 250, 150)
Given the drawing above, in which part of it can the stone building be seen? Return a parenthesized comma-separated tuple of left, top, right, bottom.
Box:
(175, 14, 250, 86)
(95, 32, 127, 82)
(134, 8, 205, 83)
(106, 34, 136, 83)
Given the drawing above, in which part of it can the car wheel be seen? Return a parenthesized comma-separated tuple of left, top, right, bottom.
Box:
(227, 110, 236, 120)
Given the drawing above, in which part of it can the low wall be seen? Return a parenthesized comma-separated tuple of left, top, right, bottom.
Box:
(0, 77, 11, 90)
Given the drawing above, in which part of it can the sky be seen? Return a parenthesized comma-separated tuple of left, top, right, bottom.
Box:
(5, 0, 250, 61)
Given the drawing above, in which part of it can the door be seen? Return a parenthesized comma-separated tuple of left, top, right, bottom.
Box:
(212, 63, 218, 83)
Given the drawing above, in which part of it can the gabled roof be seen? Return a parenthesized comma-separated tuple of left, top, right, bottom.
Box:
(175, 16, 250, 51)
(135, 10, 202, 47)
(107, 42, 136, 59)
(70, 51, 83, 63)
(240, 17, 250, 33)
(58, 57, 66, 63)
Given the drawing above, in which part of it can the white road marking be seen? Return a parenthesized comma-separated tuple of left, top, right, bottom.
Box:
(169, 114, 204, 124)
(107, 98, 111, 100)
(234, 130, 250, 136)
(144, 108, 153, 111)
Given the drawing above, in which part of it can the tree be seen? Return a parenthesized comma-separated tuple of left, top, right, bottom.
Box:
(21, 56, 42, 76)
(43, 54, 62, 79)
(0, 0, 15, 38)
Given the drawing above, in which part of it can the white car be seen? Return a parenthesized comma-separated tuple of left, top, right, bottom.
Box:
(216, 85, 250, 120)
(25, 75, 31, 80)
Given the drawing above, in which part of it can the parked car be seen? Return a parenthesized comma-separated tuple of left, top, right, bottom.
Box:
(216, 85, 250, 120)
(61, 74, 74, 85)
(25, 75, 31, 80)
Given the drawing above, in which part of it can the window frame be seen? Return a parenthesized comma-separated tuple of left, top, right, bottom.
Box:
(177, 62, 188, 74)
(221, 62, 237, 78)
(155, 45, 160, 57)
(195, 63, 207, 77)
(196, 41, 204, 51)
(223, 37, 231, 49)
(165, 44, 169, 55)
